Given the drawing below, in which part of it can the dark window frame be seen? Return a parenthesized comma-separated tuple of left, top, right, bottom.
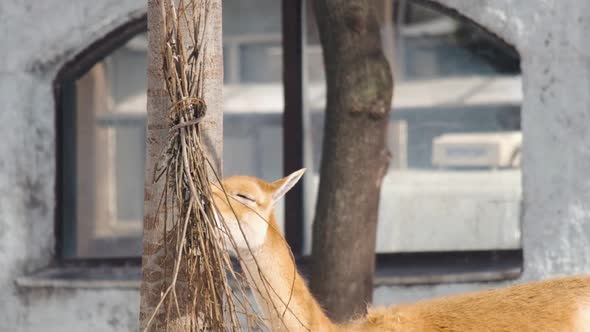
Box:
(54, 14, 147, 265)
(53, 1, 522, 282)
(282, 0, 305, 255)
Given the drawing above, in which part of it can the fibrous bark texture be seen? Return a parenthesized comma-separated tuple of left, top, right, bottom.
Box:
(310, 0, 393, 322)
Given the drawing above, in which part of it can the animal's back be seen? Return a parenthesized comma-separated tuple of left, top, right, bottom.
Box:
(351, 275, 590, 332)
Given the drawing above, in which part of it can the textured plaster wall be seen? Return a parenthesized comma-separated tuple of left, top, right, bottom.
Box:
(0, 1, 144, 331)
(0, 0, 589, 330)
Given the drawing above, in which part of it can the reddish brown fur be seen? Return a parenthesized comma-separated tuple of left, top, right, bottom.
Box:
(213, 173, 590, 332)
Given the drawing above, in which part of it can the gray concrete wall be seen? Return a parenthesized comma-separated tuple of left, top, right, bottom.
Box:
(1, 0, 589, 330)
(0, 1, 144, 331)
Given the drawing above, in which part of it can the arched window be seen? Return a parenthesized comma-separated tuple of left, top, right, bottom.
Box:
(56, 18, 148, 259)
(57, 1, 287, 259)
(57, 1, 522, 281)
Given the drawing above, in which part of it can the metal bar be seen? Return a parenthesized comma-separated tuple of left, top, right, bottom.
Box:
(282, 0, 304, 254)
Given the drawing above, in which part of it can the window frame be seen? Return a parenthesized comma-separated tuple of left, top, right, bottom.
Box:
(54, 14, 147, 264)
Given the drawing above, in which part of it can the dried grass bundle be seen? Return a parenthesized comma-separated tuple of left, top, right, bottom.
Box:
(143, 0, 267, 330)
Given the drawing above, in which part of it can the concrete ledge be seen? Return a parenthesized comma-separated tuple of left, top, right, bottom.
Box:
(15, 266, 141, 289)
(16, 258, 522, 290)
(374, 268, 522, 286)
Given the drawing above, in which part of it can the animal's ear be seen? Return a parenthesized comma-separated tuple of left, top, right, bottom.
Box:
(271, 168, 306, 205)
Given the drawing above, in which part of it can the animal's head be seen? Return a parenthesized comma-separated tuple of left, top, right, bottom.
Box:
(212, 169, 305, 254)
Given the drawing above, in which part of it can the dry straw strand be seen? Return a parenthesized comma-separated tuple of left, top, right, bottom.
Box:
(144, 0, 305, 331)
(143, 0, 269, 331)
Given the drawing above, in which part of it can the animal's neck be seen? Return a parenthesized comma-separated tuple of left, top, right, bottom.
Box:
(239, 215, 337, 332)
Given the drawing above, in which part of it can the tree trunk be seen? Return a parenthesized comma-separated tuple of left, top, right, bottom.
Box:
(139, 0, 222, 330)
(310, 0, 393, 322)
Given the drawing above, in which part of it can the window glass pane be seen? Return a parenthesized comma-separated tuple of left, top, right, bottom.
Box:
(73, 35, 147, 258)
(66, 0, 284, 258)
(302, 0, 522, 254)
(221, 0, 284, 230)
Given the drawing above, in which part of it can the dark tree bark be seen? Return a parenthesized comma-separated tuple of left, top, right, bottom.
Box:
(310, 0, 393, 322)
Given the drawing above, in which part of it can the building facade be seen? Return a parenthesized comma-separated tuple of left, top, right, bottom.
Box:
(0, 0, 589, 330)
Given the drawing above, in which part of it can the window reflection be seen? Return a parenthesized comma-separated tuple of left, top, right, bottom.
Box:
(65, 0, 522, 259)
(302, 1, 522, 254)
(68, 0, 286, 258)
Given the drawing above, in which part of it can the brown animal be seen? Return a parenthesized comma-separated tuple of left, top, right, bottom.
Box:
(212, 169, 590, 331)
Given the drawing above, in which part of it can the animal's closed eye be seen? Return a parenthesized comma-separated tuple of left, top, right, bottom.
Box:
(235, 193, 256, 204)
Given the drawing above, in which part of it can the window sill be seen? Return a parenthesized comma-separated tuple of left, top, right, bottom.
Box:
(16, 266, 141, 289)
(372, 249, 523, 286)
(17, 250, 522, 289)
(374, 267, 521, 286)
(296, 249, 522, 286)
